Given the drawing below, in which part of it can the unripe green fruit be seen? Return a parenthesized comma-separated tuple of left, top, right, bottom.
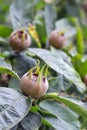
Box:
(20, 72, 49, 98)
(48, 30, 66, 49)
(10, 30, 31, 51)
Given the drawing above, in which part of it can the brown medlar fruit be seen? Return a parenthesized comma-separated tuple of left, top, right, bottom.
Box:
(20, 72, 49, 98)
(10, 30, 31, 52)
(48, 30, 66, 49)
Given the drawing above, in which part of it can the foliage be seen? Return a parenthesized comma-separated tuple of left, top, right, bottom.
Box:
(0, 0, 87, 130)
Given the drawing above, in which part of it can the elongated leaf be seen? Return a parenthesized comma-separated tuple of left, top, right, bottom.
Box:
(0, 67, 20, 80)
(18, 112, 41, 130)
(72, 54, 87, 77)
(0, 87, 32, 130)
(44, 4, 56, 48)
(28, 48, 86, 93)
(48, 76, 72, 92)
(76, 22, 84, 54)
(39, 93, 87, 119)
(9, 78, 20, 91)
(0, 57, 12, 69)
(0, 37, 8, 44)
(0, 25, 13, 38)
(45, 4, 56, 36)
(0, 57, 20, 80)
(51, 46, 71, 66)
(13, 53, 36, 77)
(10, 0, 33, 29)
(40, 100, 80, 130)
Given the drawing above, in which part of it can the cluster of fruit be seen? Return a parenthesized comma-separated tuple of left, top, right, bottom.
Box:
(9, 26, 66, 98)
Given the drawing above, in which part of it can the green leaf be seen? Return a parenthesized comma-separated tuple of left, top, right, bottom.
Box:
(28, 48, 86, 93)
(81, 24, 87, 41)
(34, 18, 46, 44)
(0, 57, 20, 80)
(48, 76, 72, 92)
(72, 54, 87, 77)
(13, 53, 36, 77)
(10, 0, 33, 29)
(0, 37, 8, 44)
(38, 93, 87, 119)
(18, 112, 42, 130)
(51, 46, 72, 66)
(68, 17, 84, 54)
(76, 23, 84, 54)
(8, 78, 20, 91)
(40, 100, 80, 130)
(45, 4, 56, 36)
(44, 4, 56, 47)
(0, 87, 32, 129)
(0, 25, 13, 38)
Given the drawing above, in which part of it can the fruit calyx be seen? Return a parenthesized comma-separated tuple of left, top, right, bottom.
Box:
(20, 61, 49, 98)
(48, 30, 66, 49)
(10, 29, 31, 52)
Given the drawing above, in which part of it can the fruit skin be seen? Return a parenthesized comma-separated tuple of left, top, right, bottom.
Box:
(48, 30, 66, 49)
(20, 72, 49, 98)
(10, 30, 31, 51)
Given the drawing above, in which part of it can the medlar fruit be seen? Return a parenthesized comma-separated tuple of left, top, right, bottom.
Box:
(20, 72, 49, 98)
(10, 30, 31, 52)
(48, 30, 66, 49)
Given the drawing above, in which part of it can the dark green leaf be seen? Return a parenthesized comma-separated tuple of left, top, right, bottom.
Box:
(0, 57, 20, 80)
(44, 4, 56, 47)
(8, 78, 20, 91)
(28, 48, 86, 93)
(45, 4, 56, 36)
(51, 46, 72, 66)
(48, 75, 72, 92)
(39, 93, 87, 119)
(10, 0, 33, 29)
(40, 100, 80, 130)
(13, 53, 36, 77)
(0, 87, 32, 129)
(18, 112, 42, 130)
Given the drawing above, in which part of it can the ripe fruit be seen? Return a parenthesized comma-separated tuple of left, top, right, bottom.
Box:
(20, 72, 49, 98)
(48, 30, 66, 49)
(10, 30, 31, 52)
(20, 63, 49, 98)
